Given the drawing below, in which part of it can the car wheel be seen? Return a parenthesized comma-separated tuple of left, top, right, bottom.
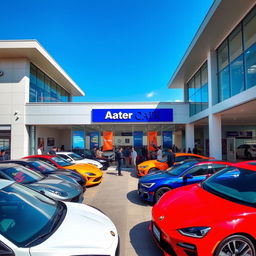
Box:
(214, 235, 256, 256)
(148, 168, 159, 174)
(154, 187, 171, 203)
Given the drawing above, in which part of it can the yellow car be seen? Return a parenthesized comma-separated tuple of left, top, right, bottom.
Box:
(137, 153, 214, 177)
(25, 155, 103, 186)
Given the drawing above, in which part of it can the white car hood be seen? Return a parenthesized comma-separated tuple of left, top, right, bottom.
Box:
(75, 159, 103, 168)
(30, 202, 117, 253)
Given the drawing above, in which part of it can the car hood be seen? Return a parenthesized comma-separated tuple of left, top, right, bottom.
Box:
(138, 160, 157, 167)
(140, 172, 173, 183)
(153, 184, 256, 229)
(28, 177, 80, 193)
(31, 203, 117, 252)
(74, 159, 103, 168)
(65, 163, 103, 176)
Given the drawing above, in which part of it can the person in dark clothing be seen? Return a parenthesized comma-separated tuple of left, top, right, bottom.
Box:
(116, 147, 124, 176)
(193, 146, 198, 154)
(0, 150, 9, 161)
(167, 148, 175, 168)
(142, 146, 148, 161)
(48, 146, 57, 155)
(187, 147, 192, 153)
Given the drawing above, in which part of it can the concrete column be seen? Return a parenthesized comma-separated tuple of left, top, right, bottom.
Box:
(209, 113, 222, 159)
(185, 123, 194, 152)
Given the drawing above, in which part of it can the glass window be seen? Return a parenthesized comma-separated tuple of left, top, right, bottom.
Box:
(201, 84, 208, 111)
(201, 64, 208, 85)
(243, 8, 256, 50)
(218, 40, 229, 71)
(29, 64, 71, 103)
(230, 55, 245, 96)
(229, 25, 243, 62)
(194, 71, 201, 91)
(218, 66, 230, 101)
(244, 43, 256, 89)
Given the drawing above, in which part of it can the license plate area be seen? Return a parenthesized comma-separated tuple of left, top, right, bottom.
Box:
(152, 223, 161, 242)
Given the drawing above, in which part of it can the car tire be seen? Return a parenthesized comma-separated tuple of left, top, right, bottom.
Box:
(154, 187, 171, 203)
(148, 168, 159, 174)
(214, 235, 256, 256)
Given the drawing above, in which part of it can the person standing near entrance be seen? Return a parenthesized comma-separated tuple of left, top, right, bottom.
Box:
(37, 145, 44, 155)
(167, 148, 175, 167)
(123, 147, 130, 168)
(131, 147, 137, 169)
(116, 147, 124, 176)
(157, 146, 163, 160)
(0, 150, 9, 161)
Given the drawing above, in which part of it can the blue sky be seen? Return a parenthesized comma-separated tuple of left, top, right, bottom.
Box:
(1, 0, 213, 102)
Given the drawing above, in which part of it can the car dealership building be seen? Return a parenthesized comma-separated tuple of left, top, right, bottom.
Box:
(0, 0, 256, 161)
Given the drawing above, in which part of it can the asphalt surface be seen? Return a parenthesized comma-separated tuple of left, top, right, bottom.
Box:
(83, 166, 164, 256)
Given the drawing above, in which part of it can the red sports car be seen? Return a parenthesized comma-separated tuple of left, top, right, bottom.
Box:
(151, 162, 256, 256)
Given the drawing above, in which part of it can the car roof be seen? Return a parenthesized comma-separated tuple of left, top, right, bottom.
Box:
(0, 179, 14, 189)
(24, 155, 54, 159)
(232, 162, 256, 171)
(0, 163, 21, 169)
(175, 153, 212, 158)
(56, 152, 74, 155)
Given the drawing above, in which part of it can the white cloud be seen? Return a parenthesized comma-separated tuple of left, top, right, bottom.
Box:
(146, 91, 156, 98)
(175, 99, 181, 102)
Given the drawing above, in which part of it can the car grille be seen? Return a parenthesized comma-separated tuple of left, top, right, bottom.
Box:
(93, 176, 102, 182)
(152, 222, 177, 256)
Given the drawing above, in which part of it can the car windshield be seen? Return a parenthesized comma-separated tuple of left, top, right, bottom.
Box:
(2, 166, 44, 184)
(51, 156, 72, 167)
(203, 166, 256, 207)
(29, 161, 57, 173)
(0, 183, 58, 247)
(68, 153, 83, 160)
(166, 161, 198, 176)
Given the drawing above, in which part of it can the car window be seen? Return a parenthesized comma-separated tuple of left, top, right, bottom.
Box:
(212, 164, 227, 173)
(186, 164, 211, 176)
(1, 166, 43, 184)
(68, 153, 83, 160)
(175, 156, 186, 162)
(39, 158, 56, 167)
(58, 154, 69, 160)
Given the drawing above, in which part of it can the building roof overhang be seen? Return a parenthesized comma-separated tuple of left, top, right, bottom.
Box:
(0, 40, 85, 96)
(168, 0, 256, 89)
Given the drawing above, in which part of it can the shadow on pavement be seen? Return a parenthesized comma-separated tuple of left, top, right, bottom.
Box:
(127, 190, 153, 207)
(130, 221, 164, 256)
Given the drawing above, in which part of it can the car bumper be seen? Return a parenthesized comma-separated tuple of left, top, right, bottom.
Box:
(137, 184, 154, 202)
(150, 221, 219, 256)
(86, 175, 103, 186)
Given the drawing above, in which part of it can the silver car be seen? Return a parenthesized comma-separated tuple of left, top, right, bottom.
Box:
(0, 163, 83, 202)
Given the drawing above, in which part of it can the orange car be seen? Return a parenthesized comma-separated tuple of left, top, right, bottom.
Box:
(137, 153, 214, 177)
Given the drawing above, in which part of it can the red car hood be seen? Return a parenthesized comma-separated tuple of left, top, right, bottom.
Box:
(153, 184, 256, 229)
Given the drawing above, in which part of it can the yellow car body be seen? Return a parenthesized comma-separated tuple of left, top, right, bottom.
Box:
(137, 153, 213, 177)
(64, 163, 103, 186)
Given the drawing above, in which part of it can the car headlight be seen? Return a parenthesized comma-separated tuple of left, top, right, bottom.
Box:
(85, 172, 96, 176)
(139, 165, 149, 169)
(141, 183, 155, 188)
(47, 189, 68, 197)
(178, 227, 211, 238)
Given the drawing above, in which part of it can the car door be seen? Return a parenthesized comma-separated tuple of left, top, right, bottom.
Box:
(183, 164, 213, 185)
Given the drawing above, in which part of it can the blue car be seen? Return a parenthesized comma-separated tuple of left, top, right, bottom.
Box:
(138, 159, 230, 203)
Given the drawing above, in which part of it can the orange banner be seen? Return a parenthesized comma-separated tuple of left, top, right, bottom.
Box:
(148, 131, 157, 151)
(103, 131, 113, 151)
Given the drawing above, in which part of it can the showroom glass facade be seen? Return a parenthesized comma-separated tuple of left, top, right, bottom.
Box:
(186, 62, 208, 116)
(217, 6, 256, 103)
(29, 63, 71, 102)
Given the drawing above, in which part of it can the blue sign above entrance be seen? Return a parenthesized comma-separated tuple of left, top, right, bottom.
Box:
(92, 109, 173, 123)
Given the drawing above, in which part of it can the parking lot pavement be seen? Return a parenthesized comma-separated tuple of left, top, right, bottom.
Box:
(83, 166, 164, 256)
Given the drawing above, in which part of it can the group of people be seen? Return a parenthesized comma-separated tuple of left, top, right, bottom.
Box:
(37, 145, 65, 155)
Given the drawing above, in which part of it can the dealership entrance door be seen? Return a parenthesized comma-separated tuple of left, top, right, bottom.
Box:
(0, 126, 11, 157)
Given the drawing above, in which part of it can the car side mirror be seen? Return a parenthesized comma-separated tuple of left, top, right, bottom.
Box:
(183, 174, 193, 181)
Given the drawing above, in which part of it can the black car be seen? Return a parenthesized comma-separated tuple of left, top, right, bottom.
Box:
(1, 159, 87, 187)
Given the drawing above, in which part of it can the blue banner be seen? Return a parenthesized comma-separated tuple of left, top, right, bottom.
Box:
(162, 131, 173, 149)
(133, 131, 143, 147)
(72, 130, 85, 149)
(92, 109, 173, 122)
(90, 132, 100, 149)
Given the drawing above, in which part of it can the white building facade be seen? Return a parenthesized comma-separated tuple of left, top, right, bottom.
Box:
(169, 0, 256, 160)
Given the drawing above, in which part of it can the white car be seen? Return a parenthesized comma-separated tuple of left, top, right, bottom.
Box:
(0, 180, 119, 256)
(236, 144, 256, 159)
(56, 152, 103, 169)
